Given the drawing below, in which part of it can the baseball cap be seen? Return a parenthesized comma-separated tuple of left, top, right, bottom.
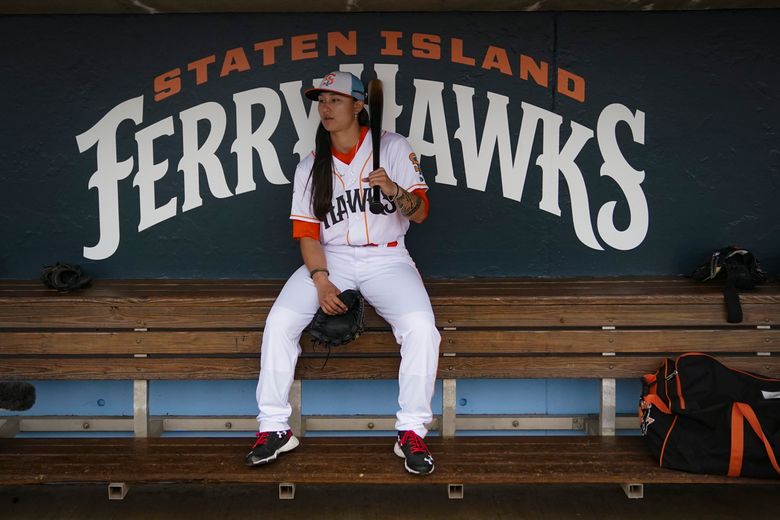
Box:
(304, 71, 366, 101)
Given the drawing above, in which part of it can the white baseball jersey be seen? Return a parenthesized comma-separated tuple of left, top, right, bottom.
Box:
(290, 130, 428, 246)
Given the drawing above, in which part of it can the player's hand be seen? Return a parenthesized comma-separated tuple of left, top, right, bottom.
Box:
(313, 276, 348, 315)
(362, 168, 397, 197)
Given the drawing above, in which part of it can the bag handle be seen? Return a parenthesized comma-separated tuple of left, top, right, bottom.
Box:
(728, 402, 780, 477)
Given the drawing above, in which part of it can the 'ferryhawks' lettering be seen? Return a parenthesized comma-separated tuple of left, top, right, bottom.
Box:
(324, 188, 397, 229)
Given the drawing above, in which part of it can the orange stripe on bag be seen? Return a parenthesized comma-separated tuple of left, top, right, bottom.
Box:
(675, 356, 691, 410)
(736, 402, 780, 476)
(664, 360, 673, 410)
(675, 353, 714, 410)
(659, 415, 678, 467)
(643, 393, 672, 415)
(729, 403, 745, 477)
(675, 375, 686, 410)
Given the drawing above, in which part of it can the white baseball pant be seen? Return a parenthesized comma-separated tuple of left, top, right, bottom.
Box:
(255, 242, 441, 437)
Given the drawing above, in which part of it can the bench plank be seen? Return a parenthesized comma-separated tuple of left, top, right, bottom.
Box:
(1, 331, 263, 354)
(1, 437, 776, 486)
(2, 356, 779, 380)
(1, 279, 778, 329)
(3, 329, 777, 355)
(3, 277, 778, 300)
(1, 303, 777, 328)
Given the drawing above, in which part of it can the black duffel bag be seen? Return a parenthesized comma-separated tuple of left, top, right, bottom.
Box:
(640, 353, 780, 479)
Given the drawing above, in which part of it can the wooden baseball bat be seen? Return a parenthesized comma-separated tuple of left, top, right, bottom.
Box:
(367, 79, 384, 214)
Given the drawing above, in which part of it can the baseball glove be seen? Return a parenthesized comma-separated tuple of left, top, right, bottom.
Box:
(691, 246, 767, 324)
(308, 289, 365, 347)
(41, 262, 92, 292)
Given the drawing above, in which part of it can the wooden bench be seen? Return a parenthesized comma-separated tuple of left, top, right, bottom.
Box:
(1, 277, 778, 499)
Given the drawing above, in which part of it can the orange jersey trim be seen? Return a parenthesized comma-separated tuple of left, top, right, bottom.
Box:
(333, 170, 347, 190)
(412, 188, 430, 220)
(357, 152, 373, 244)
(293, 220, 320, 241)
(290, 213, 319, 224)
(332, 126, 369, 165)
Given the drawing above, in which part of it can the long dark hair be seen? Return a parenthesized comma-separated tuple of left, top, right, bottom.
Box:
(310, 107, 370, 221)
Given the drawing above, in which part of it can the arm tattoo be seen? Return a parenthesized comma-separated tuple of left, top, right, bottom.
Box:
(396, 187, 423, 217)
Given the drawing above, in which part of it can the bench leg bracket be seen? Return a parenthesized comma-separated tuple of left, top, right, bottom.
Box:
(621, 483, 644, 499)
(108, 482, 128, 500)
(448, 483, 464, 499)
(279, 482, 296, 500)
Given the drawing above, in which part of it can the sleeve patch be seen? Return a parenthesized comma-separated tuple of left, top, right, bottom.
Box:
(409, 152, 425, 183)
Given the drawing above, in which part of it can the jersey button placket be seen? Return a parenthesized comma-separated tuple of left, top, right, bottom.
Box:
(352, 245, 365, 286)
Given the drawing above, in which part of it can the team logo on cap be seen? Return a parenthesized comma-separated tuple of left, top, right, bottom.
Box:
(322, 73, 337, 87)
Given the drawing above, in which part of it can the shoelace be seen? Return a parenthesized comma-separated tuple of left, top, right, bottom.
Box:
(252, 431, 270, 448)
(311, 339, 333, 369)
(400, 431, 429, 454)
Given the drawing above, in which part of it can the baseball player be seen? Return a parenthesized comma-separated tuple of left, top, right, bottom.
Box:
(246, 71, 440, 475)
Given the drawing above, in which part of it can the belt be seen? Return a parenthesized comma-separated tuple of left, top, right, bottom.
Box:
(363, 241, 398, 248)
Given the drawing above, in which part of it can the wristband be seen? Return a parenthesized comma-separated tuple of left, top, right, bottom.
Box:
(310, 268, 330, 279)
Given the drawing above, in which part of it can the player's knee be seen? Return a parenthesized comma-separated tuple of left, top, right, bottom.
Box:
(261, 307, 307, 363)
(395, 312, 440, 349)
(265, 306, 307, 339)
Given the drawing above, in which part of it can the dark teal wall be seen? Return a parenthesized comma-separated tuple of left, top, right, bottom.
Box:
(1, 11, 778, 279)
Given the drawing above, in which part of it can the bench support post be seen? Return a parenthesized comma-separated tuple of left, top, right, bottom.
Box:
(108, 482, 128, 500)
(442, 379, 457, 438)
(133, 380, 149, 438)
(600, 378, 616, 436)
(448, 483, 464, 499)
(621, 483, 644, 499)
(279, 482, 296, 500)
(290, 380, 303, 436)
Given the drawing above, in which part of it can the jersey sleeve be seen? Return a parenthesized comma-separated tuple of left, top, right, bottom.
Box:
(289, 160, 319, 224)
(412, 188, 430, 220)
(386, 135, 429, 193)
(293, 220, 321, 241)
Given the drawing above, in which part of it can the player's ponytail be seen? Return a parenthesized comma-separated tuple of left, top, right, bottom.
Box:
(310, 107, 369, 222)
(310, 123, 333, 221)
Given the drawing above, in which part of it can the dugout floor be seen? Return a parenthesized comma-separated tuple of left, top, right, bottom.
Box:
(1, 482, 778, 519)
